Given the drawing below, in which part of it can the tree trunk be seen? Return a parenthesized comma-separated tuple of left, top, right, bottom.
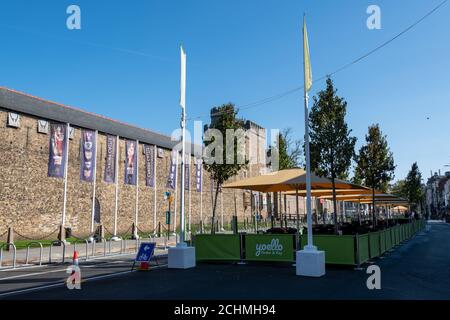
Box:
(211, 181, 221, 235)
(331, 176, 338, 235)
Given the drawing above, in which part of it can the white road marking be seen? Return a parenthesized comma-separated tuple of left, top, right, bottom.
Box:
(0, 264, 167, 298)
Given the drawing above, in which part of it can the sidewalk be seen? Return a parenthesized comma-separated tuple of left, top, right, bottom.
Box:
(0, 236, 178, 268)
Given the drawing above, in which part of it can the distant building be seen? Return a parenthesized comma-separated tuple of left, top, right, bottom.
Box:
(425, 171, 450, 219)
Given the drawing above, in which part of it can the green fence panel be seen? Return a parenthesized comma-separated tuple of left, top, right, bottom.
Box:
(369, 232, 381, 259)
(195, 234, 241, 261)
(394, 225, 400, 245)
(301, 235, 355, 265)
(386, 228, 392, 250)
(379, 230, 386, 254)
(245, 234, 295, 262)
(357, 234, 370, 265)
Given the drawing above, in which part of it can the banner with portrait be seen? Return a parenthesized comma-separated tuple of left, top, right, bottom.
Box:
(80, 130, 96, 182)
(48, 123, 68, 179)
(167, 150, 178, 190)
(195, 158, 203, 192)
(144, 144, 155, 187)
(104, 135, 117, 184)
(185, 153, 191, 191)
(124, 140, 138, 185)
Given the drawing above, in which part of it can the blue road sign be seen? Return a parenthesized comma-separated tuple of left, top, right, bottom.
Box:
(135, 243, 156, 263)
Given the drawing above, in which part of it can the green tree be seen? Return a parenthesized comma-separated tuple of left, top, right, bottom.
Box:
(276, 128, 303, 170)
(309, 78, 357, 233)
(203, 103, 248, 234)
(404, 162, 424, 212)
(389, 180, 407, 198)
(355, 124, 396, 225)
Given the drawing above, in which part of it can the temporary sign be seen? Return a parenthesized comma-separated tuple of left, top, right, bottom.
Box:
(135, 243, 156, 263)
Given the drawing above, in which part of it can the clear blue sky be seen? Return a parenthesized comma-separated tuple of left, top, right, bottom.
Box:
(1, 0, 449, 183)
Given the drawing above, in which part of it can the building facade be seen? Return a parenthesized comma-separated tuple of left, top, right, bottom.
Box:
(0, 87, 271, 239)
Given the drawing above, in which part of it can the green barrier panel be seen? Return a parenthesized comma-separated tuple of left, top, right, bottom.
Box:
(195, 234, 241, 261)
(369, 232, 381, 259)
(400, 224, 405, 242)
(396, 225, 401, 245)
(386, 227, 392, 250)
(379, 230, 386, 254)
(245, 234, 295, 262)
(357, 234, 370, 265)
(301, 235, 355, 265)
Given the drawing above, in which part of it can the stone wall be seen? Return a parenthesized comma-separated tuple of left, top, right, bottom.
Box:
(0, 108, 261, 238)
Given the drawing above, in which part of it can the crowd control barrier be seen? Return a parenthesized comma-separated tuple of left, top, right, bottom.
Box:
(193, 219, 426, 267)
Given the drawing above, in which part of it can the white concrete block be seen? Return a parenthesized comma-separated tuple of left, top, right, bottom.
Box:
(168, 244, 196, 269)
(296, 248, 326, 277)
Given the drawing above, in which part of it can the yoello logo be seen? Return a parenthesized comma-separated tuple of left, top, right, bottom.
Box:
(255, 239, 283, 257)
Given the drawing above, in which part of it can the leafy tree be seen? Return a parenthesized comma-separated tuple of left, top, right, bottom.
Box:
(309, 78, 357, 233)
(273, 128, 303, 170)
(355, 124, 396, 225)
(203, 103, 248, 234)
(404, 162, 424, 212)
(389, 180, 407, 198)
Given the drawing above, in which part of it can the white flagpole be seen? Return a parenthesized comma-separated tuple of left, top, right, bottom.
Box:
(90, 130, 98, 234)
(221, 189, 224, 231)
(153, 145, 157, 234)
(188, 155, 192, 235)
(173, 151, 178, 236)
(113, 136, 120, 238)
(179, 45, 187, 245)
(135, 140, 139, 237)
(199, 159, 203, 232)
(61, 123, 70, 227)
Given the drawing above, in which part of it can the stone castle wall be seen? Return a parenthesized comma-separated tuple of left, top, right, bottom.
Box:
(0, 108, 263, 238)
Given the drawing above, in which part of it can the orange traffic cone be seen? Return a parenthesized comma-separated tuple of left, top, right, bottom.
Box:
(139, 262, 149, 271)
(73, 250, 79, 266)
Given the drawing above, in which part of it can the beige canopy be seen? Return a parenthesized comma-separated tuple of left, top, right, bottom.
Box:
(317, 193, 401, 202)
(283, 188, 373, 197)
(222, 168, 364, 193)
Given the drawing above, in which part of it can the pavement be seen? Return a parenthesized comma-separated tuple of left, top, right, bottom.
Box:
(1, 222, 449, 300)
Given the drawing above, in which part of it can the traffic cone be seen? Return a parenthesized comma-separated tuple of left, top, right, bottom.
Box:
(72, 250, 79, 266)
(139, 262, 149, 271)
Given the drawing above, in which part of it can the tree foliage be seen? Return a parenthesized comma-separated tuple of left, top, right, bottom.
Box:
(404, 162, 424, 211)
(355, 124, 396, 224)
(203, 103, 248, 234)
(309, 77, 357, 231)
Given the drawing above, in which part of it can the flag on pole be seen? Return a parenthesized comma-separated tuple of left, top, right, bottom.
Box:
(180, 46, 186, 110)
(303, 17, 312, 93)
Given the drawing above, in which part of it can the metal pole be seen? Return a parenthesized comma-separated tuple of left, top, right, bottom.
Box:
(304, 92, 314, 249)
(173, 151, 179, 236)
(61, 123, 70, 227)
(113, 136, 120, 237)
(200, 159, 203, 232)
(188, 160, 192, 234)
(153, 145, 157, 233)
(90, 130, 98, 234)
(135, 140, 139, 235)
(221, 189, 224, 231)
(296, 189, 300, 232)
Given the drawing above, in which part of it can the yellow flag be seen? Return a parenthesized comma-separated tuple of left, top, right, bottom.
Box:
(303, 18, 312, 92)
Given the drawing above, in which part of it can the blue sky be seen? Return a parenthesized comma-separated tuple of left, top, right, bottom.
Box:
(1, 0, 449, 182)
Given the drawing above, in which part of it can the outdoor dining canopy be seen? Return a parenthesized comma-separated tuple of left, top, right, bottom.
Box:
(317, 193, 402, 202)
(283, 188, 373, 197)
(222, 168, 363, 193)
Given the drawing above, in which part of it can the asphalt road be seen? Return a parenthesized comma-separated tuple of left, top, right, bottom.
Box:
(3, 222, 450, 300)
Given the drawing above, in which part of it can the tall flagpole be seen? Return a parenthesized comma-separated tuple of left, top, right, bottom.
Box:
(134, 140, 139, 237)
(303, 16, 315, 250)
(179, 45, 187, 245)
(113, 135, 120, 239)
(173, 151, 178, 236)
(153, 145, 157, 234)
(61, 123, 70, 227)
(90, 130, 98, 234)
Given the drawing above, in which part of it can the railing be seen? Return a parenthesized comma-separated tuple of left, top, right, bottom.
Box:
(0, 243, 17, 269)
(49, 241, 66, 264)
(25, 242, 44, 266)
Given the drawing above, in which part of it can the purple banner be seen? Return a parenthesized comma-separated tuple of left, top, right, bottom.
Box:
(167, 150, 177, 190)
(185, 154, 191, 191)
(80, 130, 96, 182)
(104, 135, 117, 184)
(144, 145, 155, 187)
(48, 123, 68, 179)
(124, 140, 138, 185)
(195, 158, 203, 192)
